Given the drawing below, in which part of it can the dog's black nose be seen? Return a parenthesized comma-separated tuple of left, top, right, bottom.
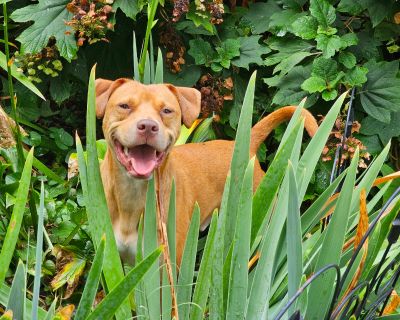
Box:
(137, 119, 159, 136)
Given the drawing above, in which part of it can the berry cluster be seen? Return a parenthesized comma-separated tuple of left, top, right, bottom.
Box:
(159, 25, 186, 73)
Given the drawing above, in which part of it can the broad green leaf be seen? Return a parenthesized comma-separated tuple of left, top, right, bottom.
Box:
(340, 33, 359, 48)
(321, 89, 338, 101)
(10, 0, 77, 61)
(269, 9, 306, 34)
(232, 36, 271, 70)
(84, 66, 130, 319)
(311, 57, 338, 82)
(360, 60, 400, 123)
(286, 163, 302, 315)
(241, 2, 281, 34)
(177, 207, 200, 320)
(362, 0, 394, 27)
(215, 39, 241, 69)
(309, 0, 336, 28)
(0, 51, 45, 100)
(7, 260, 25, 320)
(337, 0, 365, 15)
(113, 0, 142, 20)
(75, 236, 106, 320)
(273, 51, 312, 75)
(292, 15, 318, 39)
(188, 39, 215, 66)
(316, 34, 342, 58)
(301, 76, 326, 93)
(343, 66, 368, 87)
(189, 213, 218, 320)
(306, 149, 359, 319)
(154, 48, 164, 84)
(224, 71, 256, 251)
(226, 159, 254, 319)
(0, 149, 33, 285)
(338, 51, 357, 69)
(361, 114, 400, 144)
(87, 247, 163, 320)
(32, 181, 45, 320)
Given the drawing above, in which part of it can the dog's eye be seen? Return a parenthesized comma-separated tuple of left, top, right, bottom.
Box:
(119, 104, 130, 110)
(162, 108, 172, 114)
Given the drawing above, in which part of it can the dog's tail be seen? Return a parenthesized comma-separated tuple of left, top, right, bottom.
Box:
(250, 106, 319, 155)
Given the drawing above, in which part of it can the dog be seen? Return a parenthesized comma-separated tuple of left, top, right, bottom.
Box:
(95, 78, 319, 265)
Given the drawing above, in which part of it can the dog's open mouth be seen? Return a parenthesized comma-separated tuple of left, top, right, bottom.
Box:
(114, 140, 165, 179)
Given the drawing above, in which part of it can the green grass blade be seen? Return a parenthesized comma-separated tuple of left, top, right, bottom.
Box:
(133, 31, 139, 80)
(251, 119, 303, 244)
(44, 298, 57, 320)
(305, 149, 359, 319)
(7, 260, 25, 320)
(286, 162, 302, 314)
(142, 177, 161, 319)
(224, 71, 256, 253)
(0, 51, 45, 100)
(85, 65, 130, 319)
(247, 170, 290, 319)
(226, 158, 255, 319)
(297, 92, 347, 201)
(31, 154, 65, 185)
(87, 247, 163, 320)
(209, 173, 231, 320)
(75, 236, 106, 320)
(190, 212, 218, 320)
(0, 148, 33, 285)
(177, 206, 200, 320)
(154, 48, 164, 84)
(32, 180, 45, 320)
(143, 51, 151, 84)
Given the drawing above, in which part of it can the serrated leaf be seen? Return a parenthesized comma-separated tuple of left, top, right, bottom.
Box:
(301, 76, 326, 93)
(337, 0, 365, 15)
(10, 0, 77, 61)
(338, 51, 357, 69)
(188, 39, 215, 66)
(292, 15, 318, 39)
(340, 33, 359, 48)
(361, 113, 400, 144)
(360, 60, 400, 123)
(273, 51, 312, 75)
(232, 36, 271, 70)
(269, 9, 306, 34)
(309, 0, 336, 28)
(343, 66, 368, 87)
(312, 57, 338, 82)
(360, 0, 394, 27)
(241, 2, 281, 34)
(316, 34, 342, 58)
(216, 39, 241, 61)
(113, 0, 141, 20)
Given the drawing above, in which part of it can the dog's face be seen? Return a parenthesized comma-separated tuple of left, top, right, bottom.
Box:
(95, 78, 201, 179)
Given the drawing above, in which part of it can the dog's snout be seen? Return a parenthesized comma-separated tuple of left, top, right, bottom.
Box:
(137, 119, 159, 136)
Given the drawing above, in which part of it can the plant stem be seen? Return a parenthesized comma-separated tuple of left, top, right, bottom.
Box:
(3, 3, 25, 169)
(138, 0, 159, 82)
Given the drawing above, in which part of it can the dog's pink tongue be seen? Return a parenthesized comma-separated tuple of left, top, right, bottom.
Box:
(129, 145, 157, 176)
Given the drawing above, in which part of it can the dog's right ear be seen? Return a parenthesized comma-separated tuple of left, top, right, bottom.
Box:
(95, 78, 127, 118)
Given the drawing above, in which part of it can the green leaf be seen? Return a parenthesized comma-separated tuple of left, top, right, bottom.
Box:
(309, 0, 336, 28)
(321, 89, 338, 101)
(338, 51, 357, 69)
(0, 149, 33, 286)
(232, 36, 271, 70)
(269, 9, 306, 34)
(189, 213, 218, 320)
(343, 66, 368, 87)
(226, 159, 254, 319)
(75, 236, 106, 320)
(360, 60, 400, 123)
(87, 247, 163, 320)
(215, 38, 241, 69)
(361, 0, 394, 27)
(337, 0, 365, 15)
(188, 39, 215, 66)
(10, 0, 77, 61)
(241, 2, 281, 34)
(0, 51, 45, 100)
(7, 261, 26, 320)
(361, 113, 400, 144)
(273, 51, 312, 75)
(177, 207, 200, 320)
(301, 76, 326, 93)
(312, 57, 338, 82)
(292, 15, 318, 39)
(306, 149, 359, 320)
(113, 0, 142, 20)
(340, 33, 359, 49)
(316, 34, 342, 58)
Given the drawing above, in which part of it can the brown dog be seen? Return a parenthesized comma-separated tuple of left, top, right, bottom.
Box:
(95, 78, 318, 265)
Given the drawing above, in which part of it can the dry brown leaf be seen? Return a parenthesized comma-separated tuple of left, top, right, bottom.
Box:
(0, 310, 13, 320)
(354, 189, 368, 249)
(394, 12, 400, 24)
(383, 290, 400, 315)
(53, 305, 75, 320)
(248, 252, 260, 269)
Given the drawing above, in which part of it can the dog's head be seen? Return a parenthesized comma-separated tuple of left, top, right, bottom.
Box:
(95, 78, 201, 179)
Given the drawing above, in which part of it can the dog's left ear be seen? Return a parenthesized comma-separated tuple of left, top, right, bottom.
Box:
(166, 85, 201, 128)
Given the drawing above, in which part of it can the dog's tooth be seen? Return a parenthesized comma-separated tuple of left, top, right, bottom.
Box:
(124, 146, 129, 156)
